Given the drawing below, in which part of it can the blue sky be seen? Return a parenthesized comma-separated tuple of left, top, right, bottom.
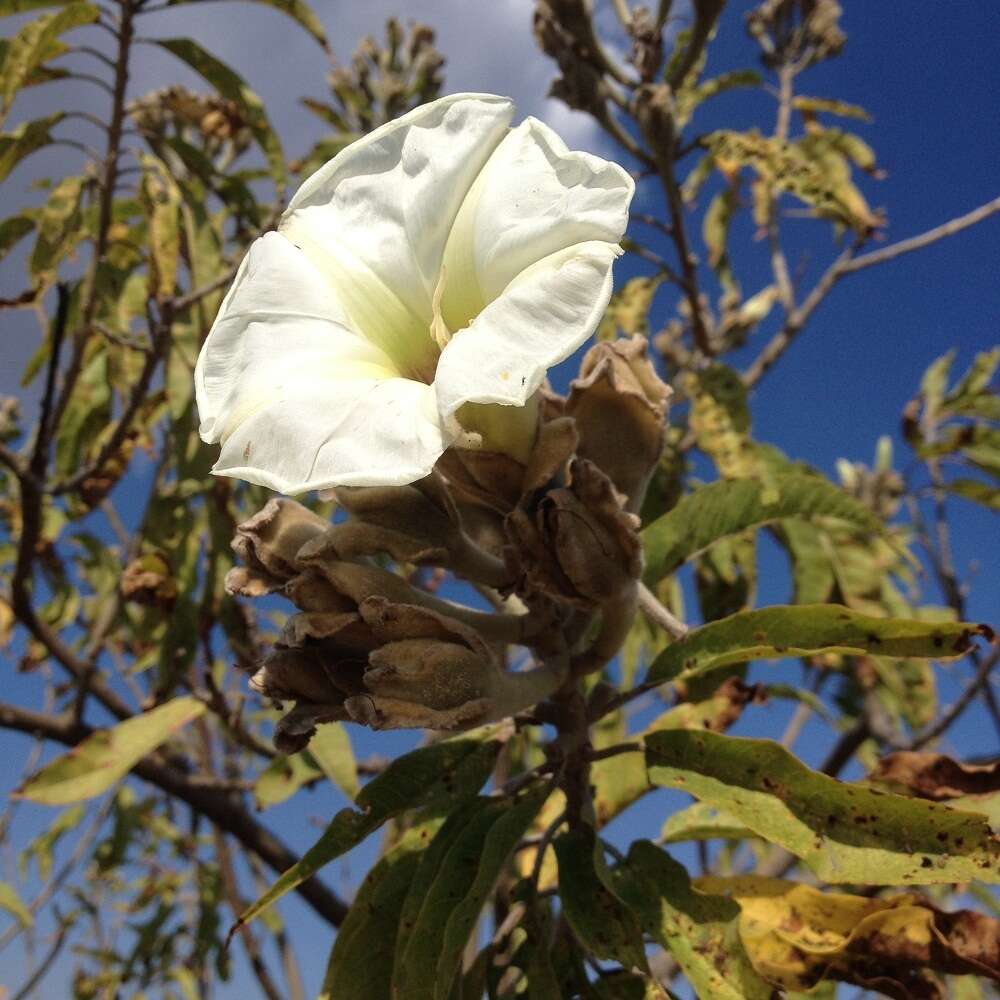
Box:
(1, 1, 998, 996)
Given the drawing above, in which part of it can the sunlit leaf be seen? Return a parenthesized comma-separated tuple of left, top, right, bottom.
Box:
(646, 730, 1000, 884)
(0, 882, 32, 927)
(0, 2, 97, 124)
(646, 603, 990, 685)
(699, 875, 1000, 995)
(0, 111, 64, 182)
(642, 473, 882, 584)
(16, 697, 206, 804)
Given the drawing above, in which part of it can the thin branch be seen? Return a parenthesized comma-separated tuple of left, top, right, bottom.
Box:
(909, 644, 1000, 751)
(840, 194, 1000, 275)
(744, 194, 1000, 386)
(10, 916, 71, 1000)
(0, 701, 349, 927)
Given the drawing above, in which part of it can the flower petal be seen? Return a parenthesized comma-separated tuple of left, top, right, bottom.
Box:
(279, 93, 514, 373)
(434, 240, 621, 417)
(440, 116, 634, 331)
(213, 376, 447, 494)
(195, 232, 446, 492)
(195, 232, 396, 443)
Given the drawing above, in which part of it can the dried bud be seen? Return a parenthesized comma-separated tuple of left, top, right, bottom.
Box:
(567, 336, 670, 508)
(507, 459, 642, 606)
(121, 551, 178, 609)
(627, 6, 664, 83)
(226, 498, 329, 596)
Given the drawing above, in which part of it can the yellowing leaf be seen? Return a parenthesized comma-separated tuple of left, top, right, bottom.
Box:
(646, 730, 1000, 885)
(0, 882, 32, 927)
(16, 697, 206, 804)
(698, 876, 1000, 995)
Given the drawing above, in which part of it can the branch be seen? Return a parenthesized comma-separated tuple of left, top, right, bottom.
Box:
(840, 194, 1000, 275)
(744, 193, 1000, 387)
(0, 701, 349, 928)
(637, 581, 688, 639)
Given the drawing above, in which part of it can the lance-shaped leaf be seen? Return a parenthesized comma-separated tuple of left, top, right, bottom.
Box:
(553, 827, 648, 971)
(0, 3, 97, 123)
(0, 214, 33, 262)
(0, 111, 63, 182)
(697, 875, 1000, 995)
(613, 841, 772, 999)
(0, 0, 73, 13)
(234, 733, 502, 930)
(154, 37, 285, 187)
(0, 882, 32, 928)
(646, 730, 1000, 885)
(15, 697, 206, 804)
(642, 473, 882, 584)
(162, 0, 329, 50)
(645, 604, 991, 685)
(392, 787, 549, 999)
(320, 816, 443, 1000)
(307, 721, 358, 800)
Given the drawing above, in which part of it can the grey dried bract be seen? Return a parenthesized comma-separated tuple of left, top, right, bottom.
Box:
(229, 337, 670, 751)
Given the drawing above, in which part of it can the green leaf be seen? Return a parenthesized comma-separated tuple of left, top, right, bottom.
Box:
(321, 817, 443, 1000)
(645, 603, 990, 685)
(0, 111, 64, 182)
(553, 827, 648, 971)
(18, 805, 83, 878)
(139, 156, 181, 300)
(645, 730, 1000, 884)
(642, 473, 882, 585)
(153, 37, 285, 188)
(164, 0, 328, 50)
(946, 479, 1000, 510)
(0, 0, 72, 13)
(235, 733, 502, 930)
(792, 95, 872, 122)
(0, 213, 33, 262)
(306, 722, 358, 799)
(0, 882, 32, 927)
(392, 788, 548, 999)
(253, 753, 317, 810)
(615, 841, 772, 999)
(16, 697, 206, 804)
(0, 3, 98, 124)
(660, 801, 754, 844)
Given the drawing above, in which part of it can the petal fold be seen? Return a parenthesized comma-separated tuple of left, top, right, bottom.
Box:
(434, 241, 621, 418)
(279, 93, 514, 371)
(440, 116, 634, 331)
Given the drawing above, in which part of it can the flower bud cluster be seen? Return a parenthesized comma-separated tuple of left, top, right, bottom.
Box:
(230, 335, 669, 751)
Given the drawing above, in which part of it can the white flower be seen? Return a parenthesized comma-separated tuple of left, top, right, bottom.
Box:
(195, 93, 634, 493)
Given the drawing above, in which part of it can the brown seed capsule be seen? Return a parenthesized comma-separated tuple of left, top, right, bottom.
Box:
(567, 335, 670, 510)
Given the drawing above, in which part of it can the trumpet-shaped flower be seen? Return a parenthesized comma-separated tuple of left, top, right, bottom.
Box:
(195, 93, 634, 493)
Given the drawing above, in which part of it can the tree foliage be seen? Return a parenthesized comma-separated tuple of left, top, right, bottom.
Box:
(0, 1, 998, 997)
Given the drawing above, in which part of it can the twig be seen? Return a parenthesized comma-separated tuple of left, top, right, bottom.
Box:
(0, 701, 349, 927)
(909, 644, 1000, 751)
(745, 194, 1000, 387)
(840, 194, 1000, 275)
(10, 915, 72, 1000)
